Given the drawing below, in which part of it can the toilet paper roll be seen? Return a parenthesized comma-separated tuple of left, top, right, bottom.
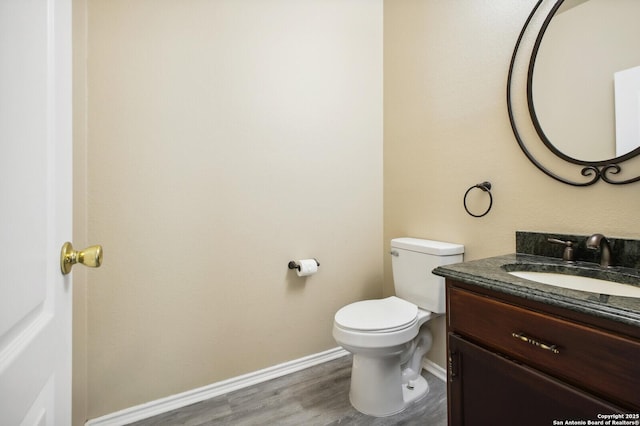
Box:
(296, 259, 318, 277)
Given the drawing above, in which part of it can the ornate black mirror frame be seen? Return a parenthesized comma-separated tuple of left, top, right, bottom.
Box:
(507, 0, 640, 186)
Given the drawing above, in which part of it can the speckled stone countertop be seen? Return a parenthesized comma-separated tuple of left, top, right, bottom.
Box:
(433, 253, 640, 328)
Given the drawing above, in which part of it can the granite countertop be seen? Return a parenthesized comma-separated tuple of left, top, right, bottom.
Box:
(433, 253, 640, 328)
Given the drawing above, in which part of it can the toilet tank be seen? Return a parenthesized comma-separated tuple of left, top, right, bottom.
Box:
(391, 238, 464, 313)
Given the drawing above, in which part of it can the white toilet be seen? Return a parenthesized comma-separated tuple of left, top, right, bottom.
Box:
(332, 237, 464, 417)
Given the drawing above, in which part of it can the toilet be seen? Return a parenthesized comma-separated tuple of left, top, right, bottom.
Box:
(332, 237, 464, 417)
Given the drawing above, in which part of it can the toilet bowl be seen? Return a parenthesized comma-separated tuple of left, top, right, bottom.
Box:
(333, 296, 435, 416)
(333, 238, 463, 417)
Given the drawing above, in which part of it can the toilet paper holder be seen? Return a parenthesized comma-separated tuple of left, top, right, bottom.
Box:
(288, 259, 320, 271)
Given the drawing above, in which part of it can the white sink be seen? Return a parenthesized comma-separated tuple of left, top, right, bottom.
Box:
(508, 271, 640, 298)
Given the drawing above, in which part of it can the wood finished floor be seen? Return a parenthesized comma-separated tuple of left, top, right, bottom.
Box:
(128, 355, 447, 425)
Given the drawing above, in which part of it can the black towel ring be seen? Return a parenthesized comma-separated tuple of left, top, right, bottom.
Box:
(463, 181, 493, 218)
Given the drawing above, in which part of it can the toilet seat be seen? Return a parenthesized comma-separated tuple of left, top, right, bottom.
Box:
(334, 296, 418, 333)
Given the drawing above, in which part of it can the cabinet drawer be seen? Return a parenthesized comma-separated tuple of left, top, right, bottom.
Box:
(448, 286, 640, 410)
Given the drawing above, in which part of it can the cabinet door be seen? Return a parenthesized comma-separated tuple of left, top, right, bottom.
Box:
(448, 333, 624, 426)
(448, 285, 640, 409)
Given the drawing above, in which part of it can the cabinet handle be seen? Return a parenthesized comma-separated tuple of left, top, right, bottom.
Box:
(511, 332, 560, 354)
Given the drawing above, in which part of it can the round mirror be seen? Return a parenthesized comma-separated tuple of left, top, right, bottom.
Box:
(508, 0, 640, 185)
(532, 0, 640, 162)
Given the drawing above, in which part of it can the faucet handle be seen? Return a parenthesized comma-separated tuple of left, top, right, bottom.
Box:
(547, 238, 575, 262)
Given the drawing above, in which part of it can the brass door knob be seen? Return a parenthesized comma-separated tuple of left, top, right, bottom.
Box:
(60, 242, 103, 275)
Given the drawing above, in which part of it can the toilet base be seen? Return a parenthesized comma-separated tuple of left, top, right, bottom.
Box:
(402, 374, 429, 406)
(348, 352, 430, 417)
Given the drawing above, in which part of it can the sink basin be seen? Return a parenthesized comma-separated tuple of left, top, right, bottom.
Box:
(508, 271, 640, 298)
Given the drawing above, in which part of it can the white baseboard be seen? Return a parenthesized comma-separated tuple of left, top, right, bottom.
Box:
(423, 358, 447, 382)
(85, 347, 349, 426)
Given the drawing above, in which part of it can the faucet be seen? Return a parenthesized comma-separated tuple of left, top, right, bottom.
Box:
(547, 238, 574, 262)
(586, 233, 612, 268)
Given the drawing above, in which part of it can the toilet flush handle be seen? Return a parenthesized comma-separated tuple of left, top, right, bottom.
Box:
(390, 250, 399, 257)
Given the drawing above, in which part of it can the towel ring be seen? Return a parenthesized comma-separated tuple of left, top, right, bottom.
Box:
(463, 181, 493, 218)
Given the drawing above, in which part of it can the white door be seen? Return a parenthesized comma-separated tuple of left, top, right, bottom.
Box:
(0, 0, 73, 424)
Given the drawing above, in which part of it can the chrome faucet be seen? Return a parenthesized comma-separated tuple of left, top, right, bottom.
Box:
(586, 233, 612, 268)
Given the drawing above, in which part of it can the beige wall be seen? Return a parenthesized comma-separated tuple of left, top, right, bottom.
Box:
(73, 0, 640, 422)
(384, 0, 640, 369)
(80, 0, 382, 419)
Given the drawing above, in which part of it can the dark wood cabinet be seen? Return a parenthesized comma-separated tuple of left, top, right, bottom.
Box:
(448, 334, 622, 426)
(446, 279, 640, 426)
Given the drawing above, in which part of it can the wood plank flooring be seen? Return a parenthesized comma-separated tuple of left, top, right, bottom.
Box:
(128, 355, 447, 425)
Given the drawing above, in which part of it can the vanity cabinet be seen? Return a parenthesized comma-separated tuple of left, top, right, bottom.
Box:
(446, 279, 640, 426)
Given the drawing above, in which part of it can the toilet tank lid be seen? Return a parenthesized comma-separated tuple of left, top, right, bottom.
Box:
(391, 237, 464, 255)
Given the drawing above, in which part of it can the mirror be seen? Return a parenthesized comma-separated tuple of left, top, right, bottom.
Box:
(532, 0, 640, 161)
(507, 0, 640, 185)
